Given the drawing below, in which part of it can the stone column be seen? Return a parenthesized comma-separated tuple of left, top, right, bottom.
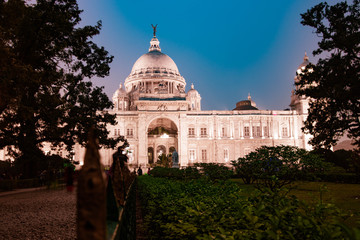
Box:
(230, 120, 234, 139)
(250, 118, 253, 139)
(178, 113, 188, 166)
(240, 120, 244, 139)
(137, 114, 147, 167)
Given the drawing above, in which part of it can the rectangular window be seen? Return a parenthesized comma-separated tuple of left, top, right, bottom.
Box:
(244, 126, 250, 137)
(188, 128, 195, 137)
(189, 149, 196, 161)
(263, 126, 268, 137)
(115, 129, 121, 136)
(201, 149, 207, 160)
(200, 128, 207, 137)
(221, 127, 226, 137)
(127, 128, 133, 137)
(282, 127, 288, 137)
(252, 126, 261, 137)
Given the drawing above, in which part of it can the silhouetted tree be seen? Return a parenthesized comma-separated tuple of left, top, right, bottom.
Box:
(0, 0, 121, 178)
(297, 1, 360, 149)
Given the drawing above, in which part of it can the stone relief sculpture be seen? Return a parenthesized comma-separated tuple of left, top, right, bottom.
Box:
(159, 81, 167, 90)
(139, 85, 145, 93)
(177, 84, 185, 93)
(157, 104, 167, 111)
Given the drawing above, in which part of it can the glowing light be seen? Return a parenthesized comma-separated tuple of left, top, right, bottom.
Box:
(160, 133, 169, 138)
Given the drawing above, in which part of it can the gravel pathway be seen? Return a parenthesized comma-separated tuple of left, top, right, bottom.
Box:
(0, 188, 76, 240)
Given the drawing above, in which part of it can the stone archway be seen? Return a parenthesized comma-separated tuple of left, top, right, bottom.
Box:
(156, 145, 166, 156)
(147, 118, 178, 165)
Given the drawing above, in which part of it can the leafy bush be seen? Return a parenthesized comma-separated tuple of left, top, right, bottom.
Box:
(193, 163, 233, 181)
(149, 164, 232, 181)
(156, 154, 172, 168)
(138, 176, 358, 240)
(231, 145, 329, 191)
(150, 166, 184, 179)
(231, 157, 259, 184)
(183, 166, 201, 180)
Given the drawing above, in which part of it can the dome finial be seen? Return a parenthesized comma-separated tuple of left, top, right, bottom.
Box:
(248, 92, 251, 100)
(191, 83, 194, 89)
(149, 24, 161, 52)
(119, 83, 122, 89)
(304, 51, 309, 61)
(151, 24, 158, 37)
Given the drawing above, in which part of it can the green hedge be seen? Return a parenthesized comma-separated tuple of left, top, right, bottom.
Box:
(150, 164, 232, 181)
(138, 175, 359, 240)
(150, 166, 185, 179)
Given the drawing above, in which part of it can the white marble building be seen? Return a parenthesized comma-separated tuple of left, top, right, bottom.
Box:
(0, 32, 312, 168)
(70, 32, 311, 168)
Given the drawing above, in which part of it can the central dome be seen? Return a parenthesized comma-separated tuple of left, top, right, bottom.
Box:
(124, 33, 186, 98)
(131, 51, 179, 74)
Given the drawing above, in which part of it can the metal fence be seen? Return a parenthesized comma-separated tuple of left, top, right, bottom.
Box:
(77, 131, 137, 240)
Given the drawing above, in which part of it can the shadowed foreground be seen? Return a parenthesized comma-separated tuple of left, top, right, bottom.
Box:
(0, 188, 76, 240)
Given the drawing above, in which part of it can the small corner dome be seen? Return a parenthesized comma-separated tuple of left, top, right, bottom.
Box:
(297, 52, 310, 73)
(187, 83, 199, 96)
(113, 83, 127, 98)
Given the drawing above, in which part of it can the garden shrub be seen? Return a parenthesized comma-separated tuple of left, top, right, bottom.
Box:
(137, 175, 359, 240)
(183, 166, 201, 180)
(149, 164, 232, 181)
(150, 166, 183, 179)
(231, 145, 329, 191)
(193, 163, 233, 181)
(231, 157, 259, 184)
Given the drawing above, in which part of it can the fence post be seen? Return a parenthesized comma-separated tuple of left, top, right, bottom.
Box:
(77, 130, 107, 240)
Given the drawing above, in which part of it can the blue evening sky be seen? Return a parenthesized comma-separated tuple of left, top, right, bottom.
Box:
(77, 0, 341, 111)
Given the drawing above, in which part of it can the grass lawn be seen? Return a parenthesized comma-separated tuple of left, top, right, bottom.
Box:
(231, 179, 360, 227)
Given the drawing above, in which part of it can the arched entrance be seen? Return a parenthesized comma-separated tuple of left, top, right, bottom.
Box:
(156, 145, 166, 156)
(147, 118, 178, 165)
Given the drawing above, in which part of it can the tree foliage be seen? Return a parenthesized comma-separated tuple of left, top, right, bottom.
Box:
(0, 0, 121, 177)
(231, 145, 328, 191)
(297, 0, 360, 149)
